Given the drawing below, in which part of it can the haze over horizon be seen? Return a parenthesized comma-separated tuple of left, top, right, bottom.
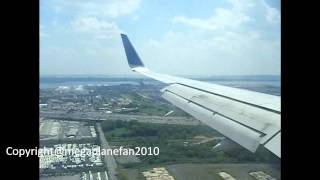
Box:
(40, 74, 281, 79)
(40, 0, 280, 76)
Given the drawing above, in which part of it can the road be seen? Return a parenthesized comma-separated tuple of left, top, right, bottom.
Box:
(40, 110, 201, 125)
(96, 123, 118, 180)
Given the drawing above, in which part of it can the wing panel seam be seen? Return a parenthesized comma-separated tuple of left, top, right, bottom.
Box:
(176, 83, 280, 114)
(164, 90, 267, 136)
(262, 130, 281, 146)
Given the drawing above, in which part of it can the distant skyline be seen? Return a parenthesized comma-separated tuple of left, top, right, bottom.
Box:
(40, 0, 280, 76)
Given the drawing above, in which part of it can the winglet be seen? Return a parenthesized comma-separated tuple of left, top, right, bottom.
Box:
(121, 34, 145, 68)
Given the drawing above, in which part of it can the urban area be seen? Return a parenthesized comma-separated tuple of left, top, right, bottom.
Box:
(40, 77, 280, 180)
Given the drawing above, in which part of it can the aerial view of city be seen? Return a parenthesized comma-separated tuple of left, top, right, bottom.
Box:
(40, 0, 281, 179)
(39, 76, 280, 180)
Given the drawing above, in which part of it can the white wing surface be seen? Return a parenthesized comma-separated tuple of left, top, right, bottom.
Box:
(120, 34, 281, 158)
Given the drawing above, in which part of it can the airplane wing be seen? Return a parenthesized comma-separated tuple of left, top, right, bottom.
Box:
(120, 34, 281, 158)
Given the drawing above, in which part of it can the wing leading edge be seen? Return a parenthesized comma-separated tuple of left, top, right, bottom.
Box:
(120, 34, 281, 158)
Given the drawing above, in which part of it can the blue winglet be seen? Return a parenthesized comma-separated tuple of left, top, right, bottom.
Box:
(121, 34, 145, 68)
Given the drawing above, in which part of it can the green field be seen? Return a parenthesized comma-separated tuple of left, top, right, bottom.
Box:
(101, 120, 279, 168)
(123, 92, 190, 117)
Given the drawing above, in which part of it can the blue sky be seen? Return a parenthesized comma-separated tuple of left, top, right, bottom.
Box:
(40, 0, 280, 76)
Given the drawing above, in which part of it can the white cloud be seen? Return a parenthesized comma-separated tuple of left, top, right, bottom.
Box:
(71, 17, 122, 39)
(266, 7, 280, 23)
(173, 9, 251, 31)
(141, 0, 280, 75)
(41, 0, 280, 75)
(50, 0, 142, 18)
(172, 0, 252, 31)
(42, 0, 142, 39)
(140, 30, 280, 75)
(172, 0, 280, 30)
(263, 1, 280, 24)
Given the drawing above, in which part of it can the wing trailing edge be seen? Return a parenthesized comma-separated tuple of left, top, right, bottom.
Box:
(120, 34, 281, 158)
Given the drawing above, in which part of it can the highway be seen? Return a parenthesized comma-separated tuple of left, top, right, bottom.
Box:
(40, 110, 201, 125)
(97, 123, 118, 180)
(40, 110, 201, 180)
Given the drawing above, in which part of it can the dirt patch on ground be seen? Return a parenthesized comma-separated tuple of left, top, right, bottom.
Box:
(166, 163, 280, 180)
